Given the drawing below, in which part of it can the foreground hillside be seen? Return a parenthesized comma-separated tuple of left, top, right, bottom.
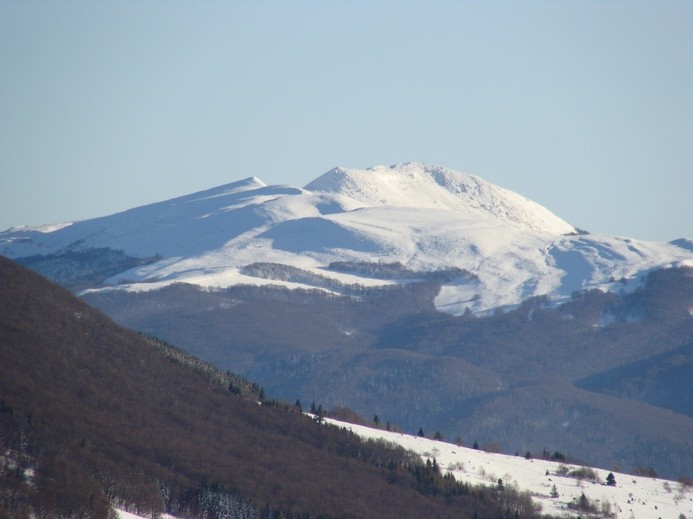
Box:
(116, 416, 693, 519)
(0, 256, 548, 518)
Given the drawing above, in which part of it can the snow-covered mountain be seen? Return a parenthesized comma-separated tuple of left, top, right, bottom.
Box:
(2, 163, 691, 314)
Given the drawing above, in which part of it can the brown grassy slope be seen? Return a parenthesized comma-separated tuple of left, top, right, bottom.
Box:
(0, 256, 544, 519)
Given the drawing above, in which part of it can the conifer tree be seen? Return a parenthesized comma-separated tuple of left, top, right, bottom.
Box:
(578, 492, 590, 510)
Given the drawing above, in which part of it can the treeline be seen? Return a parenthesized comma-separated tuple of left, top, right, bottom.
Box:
(15, 247, 160, 291)
(0, 256, 551, 519)
(136, 332, 264, 401)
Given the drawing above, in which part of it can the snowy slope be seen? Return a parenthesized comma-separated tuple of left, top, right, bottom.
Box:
(326, 418, 693, 519)
(114, 417, 693, 519)
(2, 163, 691, 315)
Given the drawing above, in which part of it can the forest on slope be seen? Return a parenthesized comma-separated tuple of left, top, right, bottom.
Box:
(0, 256, 547, 519)
(83, 266, 693, 479)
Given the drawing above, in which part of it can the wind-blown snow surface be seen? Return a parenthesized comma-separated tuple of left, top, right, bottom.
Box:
(327, 419, 692, 519)
(114, 417, 693, 519)
(2, 163, 691, 314)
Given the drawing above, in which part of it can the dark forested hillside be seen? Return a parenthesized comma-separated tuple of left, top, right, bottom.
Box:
(0, 256, 547, 519)
(574, 341, 692, 417)
(82, 266, 693, 479)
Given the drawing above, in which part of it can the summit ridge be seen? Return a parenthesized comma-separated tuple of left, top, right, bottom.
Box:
(305, 163, 575, 234)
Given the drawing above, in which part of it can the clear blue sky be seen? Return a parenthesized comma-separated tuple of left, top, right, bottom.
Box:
(1, 1, 691, 242)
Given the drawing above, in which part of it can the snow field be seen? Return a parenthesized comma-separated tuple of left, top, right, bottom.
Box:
(325, 418, 693, 519)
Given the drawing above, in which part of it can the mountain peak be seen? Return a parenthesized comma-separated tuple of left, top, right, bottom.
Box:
(189, 176, 267, 200)
(305, 163, 575, 234)
(3, 163, 689, 316)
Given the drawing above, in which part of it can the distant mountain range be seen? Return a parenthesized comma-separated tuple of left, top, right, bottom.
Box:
(2, 163, 691, 479)
(2, 163, 690, 314)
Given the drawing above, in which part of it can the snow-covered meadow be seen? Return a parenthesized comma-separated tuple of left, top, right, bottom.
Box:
(326, 418, 693, 519)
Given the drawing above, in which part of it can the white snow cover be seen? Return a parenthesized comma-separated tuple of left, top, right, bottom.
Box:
(114, 417, 693, 519)
(2, 163, 691, 315)
(326, 418, 693, 519)
(306, 164, 576, 234)
(115, 510, 177, 519)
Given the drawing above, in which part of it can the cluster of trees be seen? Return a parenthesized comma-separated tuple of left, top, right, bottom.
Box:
(327, 260, 477, 283)
(16, 247, 160, 291)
